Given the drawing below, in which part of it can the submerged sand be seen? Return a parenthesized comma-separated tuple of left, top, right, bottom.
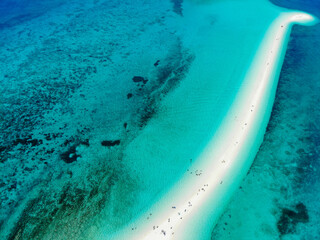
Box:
(108, 11, 317, 240)
(1, 1, 317, 239)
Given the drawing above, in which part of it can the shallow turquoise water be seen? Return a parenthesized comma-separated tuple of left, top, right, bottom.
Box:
(212, 1, 320, 239)
(0, 0, 318, 239)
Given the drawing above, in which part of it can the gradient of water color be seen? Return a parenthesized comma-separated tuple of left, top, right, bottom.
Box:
(212, 0, 320, 239)
(0, 0, 319, 239)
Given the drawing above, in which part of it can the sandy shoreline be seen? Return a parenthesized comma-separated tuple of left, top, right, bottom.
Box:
(109, 12, 317, 240)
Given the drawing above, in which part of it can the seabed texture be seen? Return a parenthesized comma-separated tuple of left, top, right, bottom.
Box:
(0, 0, 319, 239)
(212, 17, 320, 240)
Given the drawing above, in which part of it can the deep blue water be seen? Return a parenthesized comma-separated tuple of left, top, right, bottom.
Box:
(271, 0, 320, 17)
(0, 0, 66, 30)
(1, 0, 319, 239)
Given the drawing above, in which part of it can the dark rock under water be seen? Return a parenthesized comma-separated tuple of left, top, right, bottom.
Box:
(132, 76, 146, 83)
(61, 144, 80, 163)
(277, 202, 309, 235)
(101, 140, 121, 147)
(171, 0, 183, 16)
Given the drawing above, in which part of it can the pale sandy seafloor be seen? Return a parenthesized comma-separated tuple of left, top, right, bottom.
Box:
(1, 0, 319, 240)
(1, 0, 278, 238)
(111, 12, 313, 239)
(110, 11, 317, 240)
(212, 23, 320, 240)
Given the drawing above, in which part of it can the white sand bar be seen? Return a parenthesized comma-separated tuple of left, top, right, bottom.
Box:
(113, 12, 317, 240)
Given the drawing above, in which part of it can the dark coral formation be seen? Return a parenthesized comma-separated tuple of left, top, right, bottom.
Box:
(60, 144, 80, 163)
(137, 40, 195, 128)
(132, 76, 146, 83)
(0, 1, 195, 238)
(277, 203, 309, 235)
(127, 93, 133, 99)
(101, 140, 121, 147)
(6, 157, 135, 240)
(154, 60, 160, 67)
(171, 0, 183, 16)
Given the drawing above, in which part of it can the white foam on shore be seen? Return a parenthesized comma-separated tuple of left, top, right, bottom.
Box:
(108, 11, 317, 240)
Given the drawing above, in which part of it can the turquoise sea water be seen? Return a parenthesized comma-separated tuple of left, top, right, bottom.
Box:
(212, 1, 320, 239)
(0, 0, 318, 239)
